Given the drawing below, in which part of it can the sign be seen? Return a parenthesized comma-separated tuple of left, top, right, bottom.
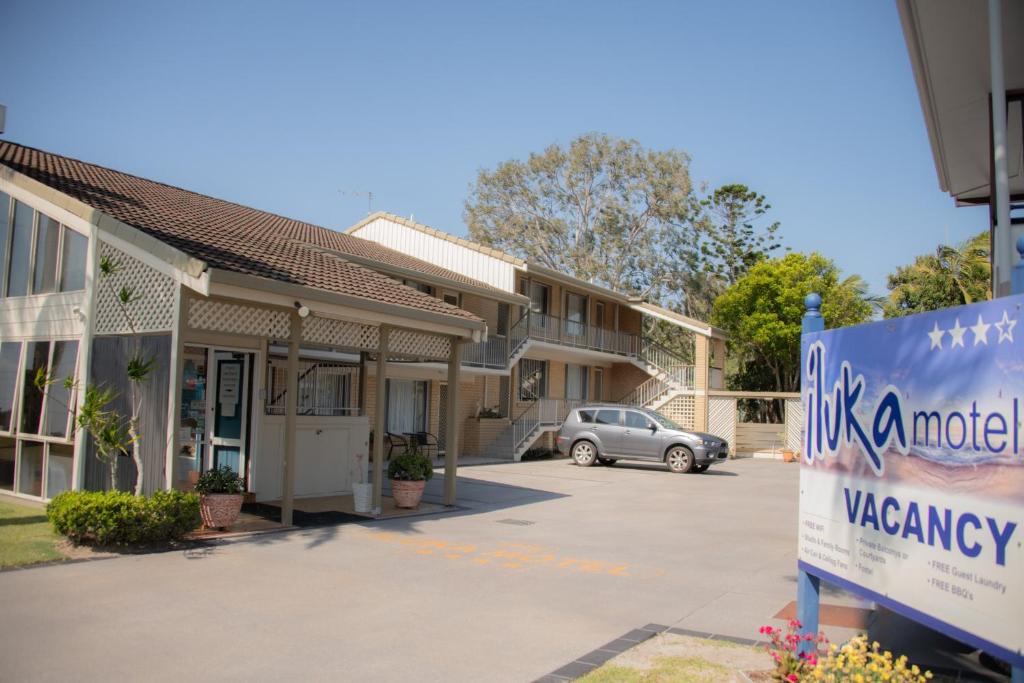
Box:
(218, 362, 241, 418)
(799, 295, 1024, 666)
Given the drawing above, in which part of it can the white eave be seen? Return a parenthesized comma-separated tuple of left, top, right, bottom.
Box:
(629, 301, 727, 340)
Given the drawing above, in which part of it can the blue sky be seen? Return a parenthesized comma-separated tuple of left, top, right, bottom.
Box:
(0, 0, 986, 295)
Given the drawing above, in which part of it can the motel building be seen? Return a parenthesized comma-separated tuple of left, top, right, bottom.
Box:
(0, 139, 725, 517)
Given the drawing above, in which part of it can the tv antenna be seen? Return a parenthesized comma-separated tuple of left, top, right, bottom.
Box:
(340, 190, 374, 215)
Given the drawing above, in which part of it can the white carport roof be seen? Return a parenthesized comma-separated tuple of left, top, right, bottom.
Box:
(897, 0, 1023, 205)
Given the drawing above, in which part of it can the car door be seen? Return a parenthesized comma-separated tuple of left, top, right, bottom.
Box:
(590, 408, 624, 455)
(620, 410, 664, 460)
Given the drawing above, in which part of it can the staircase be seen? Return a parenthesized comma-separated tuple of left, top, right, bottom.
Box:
(481, 398, 583, 461)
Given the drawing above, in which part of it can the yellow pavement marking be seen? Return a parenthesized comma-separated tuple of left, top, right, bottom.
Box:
(357, 530, 663, 578)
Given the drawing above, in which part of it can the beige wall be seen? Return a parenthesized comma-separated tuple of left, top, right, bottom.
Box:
(607, 362, 649, 403)
(514, 272, 627, 331)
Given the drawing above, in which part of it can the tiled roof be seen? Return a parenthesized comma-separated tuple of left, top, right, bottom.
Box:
(0, 140, 482, 324)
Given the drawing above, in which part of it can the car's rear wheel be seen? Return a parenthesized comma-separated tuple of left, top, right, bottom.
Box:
(572, 441, 597, 467)
(693, 463, 709, 473)
(666, 446, 694, 473)
(597, 457, 616, 466)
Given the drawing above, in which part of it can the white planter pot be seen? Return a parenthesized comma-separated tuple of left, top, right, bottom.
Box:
(352, 482, 373, 513)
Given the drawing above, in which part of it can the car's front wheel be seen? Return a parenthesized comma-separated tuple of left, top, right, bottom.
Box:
(666, 446, 694, 473)
(572, 441, 597, 467)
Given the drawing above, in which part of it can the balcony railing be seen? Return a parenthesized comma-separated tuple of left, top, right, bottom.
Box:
(509, 311, 641, 358)
(461, 334, 508, 369)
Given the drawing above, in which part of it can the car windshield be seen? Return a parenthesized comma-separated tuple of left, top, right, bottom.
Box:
(648, 411, 683, 430)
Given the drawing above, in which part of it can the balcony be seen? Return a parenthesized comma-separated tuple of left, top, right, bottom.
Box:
(510, 311, 640, 358)
(461, 334, 509, 370)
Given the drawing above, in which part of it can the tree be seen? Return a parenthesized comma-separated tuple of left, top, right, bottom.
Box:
(883, 231, 990, 318)
(711, 252, 875, 393)
(464, 132, 702, 301)
(681, 184, 785, 320)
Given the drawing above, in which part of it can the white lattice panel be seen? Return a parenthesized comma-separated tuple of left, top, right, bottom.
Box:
(389, 329, 451, 360)
(785, 397, 803, 452)
(95, 242, 176, 334)
(658, 395, 695, 429)
(707, 397, 737, 453)
(302, 315, 378, 349)
(188, 299, 291, 339)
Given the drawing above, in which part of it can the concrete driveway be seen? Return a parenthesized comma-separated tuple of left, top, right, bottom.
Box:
(0, 458, 806, 682)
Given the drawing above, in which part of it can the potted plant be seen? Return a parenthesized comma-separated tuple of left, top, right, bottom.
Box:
(194, 465, 245, 529)
(387, 441, 433, 509)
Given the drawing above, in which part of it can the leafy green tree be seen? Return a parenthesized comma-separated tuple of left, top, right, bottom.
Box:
(464, 132, 702, 302)
(711, 252, 875, 393)
(883, 231, 990, 318)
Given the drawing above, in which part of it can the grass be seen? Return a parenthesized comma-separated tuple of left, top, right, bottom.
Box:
(578, 656, 732, 683)
(0, 497, 65, 568)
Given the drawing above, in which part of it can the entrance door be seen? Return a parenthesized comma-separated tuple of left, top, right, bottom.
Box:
(208, 350, 252, 480)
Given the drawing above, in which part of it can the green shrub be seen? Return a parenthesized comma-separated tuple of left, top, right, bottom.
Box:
(47, 490, 201, 545)
(388, 451, 434, 481)
(194, 465, 245, 495)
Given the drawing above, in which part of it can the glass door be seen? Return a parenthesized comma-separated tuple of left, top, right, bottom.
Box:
(208, 350, 251, 480)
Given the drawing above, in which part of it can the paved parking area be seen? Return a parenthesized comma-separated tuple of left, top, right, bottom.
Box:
(0, 458, 811, 682)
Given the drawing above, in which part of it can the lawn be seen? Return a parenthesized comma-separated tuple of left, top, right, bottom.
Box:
(578, 634, 772, 683)
(579, 656, 732, 683)
(0, 497, 65, 568)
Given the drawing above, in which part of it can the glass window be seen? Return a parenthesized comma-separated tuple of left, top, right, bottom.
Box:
(595, 409, 620, 425)
(46, 443, 74, 498)
(625, 411, 650, 429)
(565, 364, 589, 400)
(59, 227, 87, 292)
(386, 379, 427, 434)
(578, 409, 595, 423)
(7, 201, 34, 296)
(593, 369, 604, 401)
(0, 436, 14, 491)
(43, 340, 78, 438)
(0, 342, 21, 432)
(32, 214, 59, 294)
(402, 279, 432, 295)
(519, 359, 547, 400)
(20, 341, 50, 434)
(17, 441, 43, 497)
(0, 192, 10, 290)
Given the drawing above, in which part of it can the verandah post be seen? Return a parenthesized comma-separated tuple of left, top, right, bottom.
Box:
(797, 293, 823, 651)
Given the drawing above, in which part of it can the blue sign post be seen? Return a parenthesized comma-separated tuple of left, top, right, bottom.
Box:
(797, 266, 1024, 680)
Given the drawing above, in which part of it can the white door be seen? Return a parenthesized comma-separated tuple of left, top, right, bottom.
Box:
(206, 350, 252, 483)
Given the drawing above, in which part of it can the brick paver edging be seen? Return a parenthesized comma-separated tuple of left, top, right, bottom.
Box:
(533, 624, 767, 682)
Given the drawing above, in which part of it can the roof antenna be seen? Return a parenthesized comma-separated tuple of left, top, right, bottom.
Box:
(340, 190, 374, 215)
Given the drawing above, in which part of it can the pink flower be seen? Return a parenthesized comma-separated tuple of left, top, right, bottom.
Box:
(786, 675, 798, 682)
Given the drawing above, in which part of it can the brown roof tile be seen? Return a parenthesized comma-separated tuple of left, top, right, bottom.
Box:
(0, 140, 482, 324)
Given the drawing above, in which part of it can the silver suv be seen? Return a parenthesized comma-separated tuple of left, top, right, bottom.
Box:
(555, 405, 729, 473)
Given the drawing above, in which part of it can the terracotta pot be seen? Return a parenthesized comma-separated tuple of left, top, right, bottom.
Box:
(782, 450, 796, 463)
(200, 493, 244, 529)
(391, 479, 426, 509)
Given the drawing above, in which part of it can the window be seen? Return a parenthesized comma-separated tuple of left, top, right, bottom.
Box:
(264, 358, 359, 416)
(46, 443, 74, 498)
(519, 359, 547, 400)
(625, 411, 650, 429)
(386, 379, 427, 434)
(593, 369, 604, 401)
(578, 409, 595, 423)
(7, 200, 33, 296)
(442, 291, 460, 307)
(33, 214, 60, 294)
(595, 409, 620, 425)
(403, 279, 432, 295)
(0, 342, 21, 432)
(497, 303, 509, 336)
(566, 292, 587, 337)
(59, 227, 87, 292)
(565, 364, 589, 400)
(0, 436, 14, 491)
(17, 441, 44, 497)
(42, 341, 78, 438)
(529, 282, 549, 315)
(20, 342, 50, 434)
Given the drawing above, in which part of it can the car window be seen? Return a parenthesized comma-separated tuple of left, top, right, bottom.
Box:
(624, 411, 649, 429)
(578, 409, 595, 423)
(595, 409, 620, 425)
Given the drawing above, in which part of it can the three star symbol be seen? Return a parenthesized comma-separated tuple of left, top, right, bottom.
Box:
(928, 311, 1016, 350)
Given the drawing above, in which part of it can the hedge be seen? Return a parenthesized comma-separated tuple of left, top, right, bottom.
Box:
(47, 490, 201, 545)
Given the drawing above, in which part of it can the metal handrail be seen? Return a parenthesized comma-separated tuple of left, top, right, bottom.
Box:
(514, 310, 641, 356)
(511, 397, 587, 454)
(461, 334, 509, 369)
(619, 376, 672, 406)
(639, 339, 695, 389)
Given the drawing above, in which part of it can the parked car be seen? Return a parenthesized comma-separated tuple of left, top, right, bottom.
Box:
(555, 405, 729, 473)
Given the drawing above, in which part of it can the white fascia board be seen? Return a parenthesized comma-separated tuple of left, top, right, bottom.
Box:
(630, 302, 726, 340)
(208, 269, 486, 341)
(0, 166, 210, 295)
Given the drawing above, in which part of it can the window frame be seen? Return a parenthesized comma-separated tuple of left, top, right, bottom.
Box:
(0, 191, 12, 298)
(0, 193, 90, 300)
(518, 359, 548, 400)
